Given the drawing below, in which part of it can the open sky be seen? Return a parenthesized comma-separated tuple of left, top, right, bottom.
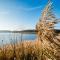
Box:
(0, 0, 60, 30)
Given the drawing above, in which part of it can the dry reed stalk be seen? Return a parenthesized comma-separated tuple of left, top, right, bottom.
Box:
(36, 0, 60, 60)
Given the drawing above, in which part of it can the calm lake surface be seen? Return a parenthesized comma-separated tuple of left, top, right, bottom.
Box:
(0, 32, 37, 45)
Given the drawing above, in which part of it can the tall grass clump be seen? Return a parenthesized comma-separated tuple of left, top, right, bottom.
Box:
(0, 40, 43, 60)
(36, 0, 60, 60)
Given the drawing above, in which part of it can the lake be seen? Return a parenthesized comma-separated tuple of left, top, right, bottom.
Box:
(0, 32, 37, 45)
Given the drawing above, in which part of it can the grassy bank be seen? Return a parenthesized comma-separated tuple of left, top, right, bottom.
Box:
(0, 38, 60, 60)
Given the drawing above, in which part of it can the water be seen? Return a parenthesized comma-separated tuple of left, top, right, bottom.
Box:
(0, 32, 36, 45)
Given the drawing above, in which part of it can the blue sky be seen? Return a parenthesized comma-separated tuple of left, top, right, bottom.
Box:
(0, 0, 60, 30)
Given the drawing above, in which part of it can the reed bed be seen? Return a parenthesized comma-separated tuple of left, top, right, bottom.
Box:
(0, 35, 59, 60)
(0, 40, 43, 60)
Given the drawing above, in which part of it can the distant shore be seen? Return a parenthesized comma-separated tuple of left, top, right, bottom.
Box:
(0, 29, 60, 33)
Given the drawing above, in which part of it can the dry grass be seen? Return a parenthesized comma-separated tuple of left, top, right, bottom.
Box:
(0, 40, 42, 60)
(0, 34, 59, 60)
(35, 1, 60, 60)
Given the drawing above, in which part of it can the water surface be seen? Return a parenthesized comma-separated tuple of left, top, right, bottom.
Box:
(0, 32, 36, 45)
